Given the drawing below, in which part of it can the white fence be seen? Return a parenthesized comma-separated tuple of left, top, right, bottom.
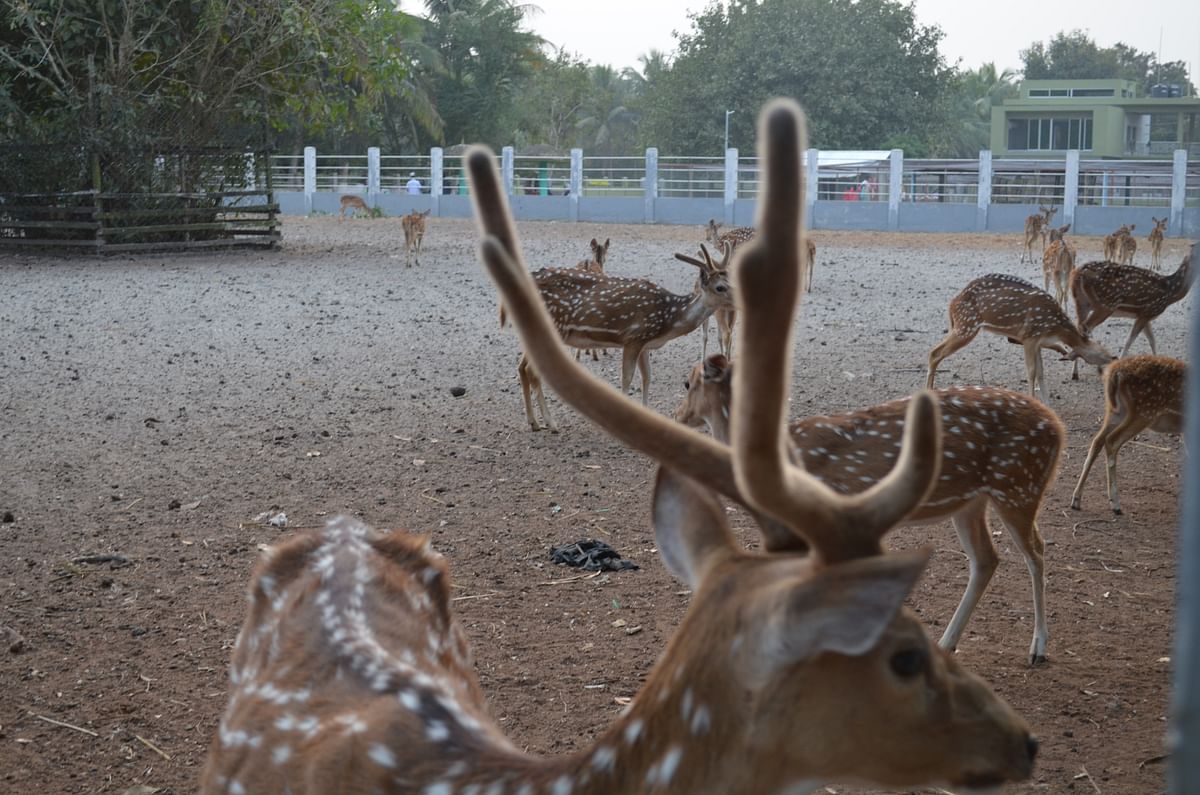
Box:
(270, 145, 1200, 237)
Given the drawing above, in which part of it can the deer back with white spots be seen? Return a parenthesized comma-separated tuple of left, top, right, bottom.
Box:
(1069, 245, 1197, 380)
(506, 242, 733, 432)
(926, 273, 1114, 401)
(1071, 354, 1186, 515)
(460, 99, 1036, 792)
(678, 356, 1063, 664)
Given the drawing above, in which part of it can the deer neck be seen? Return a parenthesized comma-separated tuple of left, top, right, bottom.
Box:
(1167, 256, 1195, 302)
(649, 289, 718, 345)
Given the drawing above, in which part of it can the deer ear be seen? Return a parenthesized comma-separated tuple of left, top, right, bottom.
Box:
(751, 549, 931, 676)
(702, 354, 731, 384)
(603, 238, 610, 249)
(651, 467, 736, 588)
(590, 238, 598, 247)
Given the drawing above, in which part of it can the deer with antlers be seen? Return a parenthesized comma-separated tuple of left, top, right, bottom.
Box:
(201, 100, 1037, 795)
(700, 230, 815, 358)
(573, 238, 610, 362)
(1102, 224, 1135, 262)
(677, 354, 1063, 664)
(1070, 355, 1185, 515)
(1042, 223, 1076, 308)
(1021, 205, 1056, 263)
(926, 274, 1114, 400)
(1069, 245, 1197, 378)
(401, 210, 430, 267)
(1148, 217, 1168, 271)
(499, 244, 733, 431)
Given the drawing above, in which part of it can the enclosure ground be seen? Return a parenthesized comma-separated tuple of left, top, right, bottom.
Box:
(0, 217, 1191, 794)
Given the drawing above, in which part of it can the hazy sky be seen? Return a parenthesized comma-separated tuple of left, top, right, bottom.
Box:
(402, 0, 1199, 78)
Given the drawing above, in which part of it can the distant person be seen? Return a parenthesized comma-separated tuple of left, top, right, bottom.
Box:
(406, 173, 422, 195)
(860, 176, 872, 200)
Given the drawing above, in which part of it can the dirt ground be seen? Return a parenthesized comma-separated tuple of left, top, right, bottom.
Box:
(0, 216, 1192, 794)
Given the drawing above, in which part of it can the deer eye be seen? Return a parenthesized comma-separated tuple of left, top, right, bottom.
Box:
(714, 283, 729, 294)
(684, 379, 692, 391)
(889, 647, 927, 679)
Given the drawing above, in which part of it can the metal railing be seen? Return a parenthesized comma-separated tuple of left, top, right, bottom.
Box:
(658, 156, 724, 198)
(900, 161, 979, 203)
(315, 154, 368, 192)
(512, 155, 570, 197)
(582, 156, 644, 196)
(1079, 159, 1174, 207)
(991, 168, 1065, 204)
(380, 155, 431, 194)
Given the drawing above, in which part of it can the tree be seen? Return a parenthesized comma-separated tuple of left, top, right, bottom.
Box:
(1020, 31, 1195, 95)
(421, 0, 544, 146)
(638, 0, 956, 154)
(0, 0, 439, 148)
(933, 62, 1019, 157)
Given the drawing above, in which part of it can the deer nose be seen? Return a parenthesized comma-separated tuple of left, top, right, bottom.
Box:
(1026, 735, 1040, 762)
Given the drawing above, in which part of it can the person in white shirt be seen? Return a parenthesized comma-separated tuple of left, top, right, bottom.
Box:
(406, 173, 422, 195)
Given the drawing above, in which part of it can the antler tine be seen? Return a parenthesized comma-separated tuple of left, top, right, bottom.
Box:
(466, 147, 773, 532)
(730, 100, 942, 564)
(673, 244, 716, 270)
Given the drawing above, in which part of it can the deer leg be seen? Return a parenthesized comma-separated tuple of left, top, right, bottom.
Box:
(925, 330, 974, 389)
(637, 349, 652, 406)
(1101, 415, 1151, 515)
(718, 309, 735, 357)
(1071, 412, 1120, 511)
(701, 317, 711, 359)
(518, 355, 556, 432)
(620, 346, 641, 398)
(1022, 341, 1046, 399)
(590, 348, 599, 362)
(940, 501, 998, 654)
(1140, 321, 1158, 355)
(995, 504, 1049, 665)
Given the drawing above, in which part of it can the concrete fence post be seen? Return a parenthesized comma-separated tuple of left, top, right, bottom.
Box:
(1063, 150, 1080, 228)
(805, 148, 818, 229)
(1171, 150, 1187, 237)
(430, 147, 444, 216)
(888, 149, 903, 231)
(724, 148, 738, 225)
(570, 148, 583, 222)
(644, 148, 658, 224)
(976, 150, 992, 231)
(244, 152, 256, 191)
(501, 147, 515, 197)
(303, 146, 316, 215)
(1169, 260, 1200, 792)
(367, 147, 380, 204)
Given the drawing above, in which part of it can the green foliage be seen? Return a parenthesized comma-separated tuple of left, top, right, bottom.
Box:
(637, 0, 956, 154)
(0, 0, 439, 149)
(1020, 31, 1195, 95)
(422, 0, 544, 146)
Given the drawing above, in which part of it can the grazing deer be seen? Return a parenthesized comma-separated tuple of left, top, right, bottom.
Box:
(1102, 224, 1135, 261)
(678, 355, 1063, 664)
(926, 274, 1114, 400)
(573, 238, 611, 362)
(499, 245, 733, 431)
(401, 210, 430, 267)
(1069, 245, 1197, 378)
(705, 218, 755, 250)
(1021, 205, 1056, 263)
(339, 194, 370, 221)
(413, 97, 1035, 794)
(1148, 216, 1168, 271)
(1071, 355, 1185, 515)
(1041, 223, 1076, 308)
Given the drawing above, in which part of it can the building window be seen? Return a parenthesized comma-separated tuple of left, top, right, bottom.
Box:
(1008, 117, 1092, 151)
(1027, 87, 1115, 98)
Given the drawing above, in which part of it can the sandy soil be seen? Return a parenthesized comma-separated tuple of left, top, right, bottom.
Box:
(0, 216, 1192, 794)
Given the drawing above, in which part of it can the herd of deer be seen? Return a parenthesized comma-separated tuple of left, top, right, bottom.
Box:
(200, 102, 1189, 794)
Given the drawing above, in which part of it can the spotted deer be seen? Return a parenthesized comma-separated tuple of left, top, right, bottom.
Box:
(420, 97, 1035, 793)
(700, 233, 816, 359)
(339, 194, 370, 221)
(1148, 217, 1168, 271)
(401, 210, 430, 267)
(498, 244, 733, 431)
(574, 238, 611, 362)
(677, 355, 1063, 664)
(1041, 223, 1076, 308)
(1021, 205, 1056, 263)
(1069, 246, 1197, 378)
(1102, 224, 1135, 262)
(926, 274, 1114, 400)
(1070, 355, 1185, 515)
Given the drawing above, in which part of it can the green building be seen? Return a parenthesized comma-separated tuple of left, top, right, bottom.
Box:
(991, 78, 1200, 159)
